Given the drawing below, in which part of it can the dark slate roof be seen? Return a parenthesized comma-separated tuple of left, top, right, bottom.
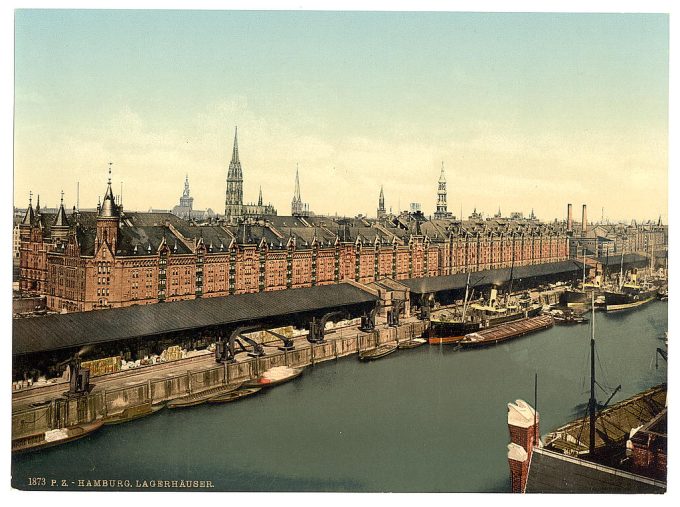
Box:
(118, 226, 192, 256)
(595, 253, 650, 266)
(525, 448, 665, 493)
(400, 260, 582, 294)
(12, 283, 378, 356)
(260, 216, 310, 229)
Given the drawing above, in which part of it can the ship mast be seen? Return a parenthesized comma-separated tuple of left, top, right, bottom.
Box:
(588, 289, 596, 456)
(619, 252, 624, 290)
(582, 247, 586, 287)
(461, 272, 471, 321)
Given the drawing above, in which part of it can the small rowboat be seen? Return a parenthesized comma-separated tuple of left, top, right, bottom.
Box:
(242, 367, 304, 388)
(359, 343, 397, 361)
(398, 338, 427, 349)
(167, 383, 243, 409)
(103, 400, 165, 425)
(207, 387, 262, 404)
(12, 420, 104, 454)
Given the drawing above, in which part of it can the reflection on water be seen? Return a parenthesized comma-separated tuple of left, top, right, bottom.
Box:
(12, 302, 667, 492)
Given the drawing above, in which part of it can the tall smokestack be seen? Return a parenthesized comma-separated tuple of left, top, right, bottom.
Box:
(567, 203, 573, 232)
(582, 204, 587, 235)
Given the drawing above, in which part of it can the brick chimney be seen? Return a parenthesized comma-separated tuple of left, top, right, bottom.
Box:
(507, 399, 540, 493)
(582, 204, 588, 235)
(567, 203, 573, 232)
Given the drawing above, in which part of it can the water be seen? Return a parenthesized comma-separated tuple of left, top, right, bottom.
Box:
(12, 302, 667, 492)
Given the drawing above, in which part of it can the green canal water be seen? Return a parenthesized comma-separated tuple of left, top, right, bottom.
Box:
(12, 302, 667, 492)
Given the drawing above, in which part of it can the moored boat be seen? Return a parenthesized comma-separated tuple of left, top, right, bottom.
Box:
(428, 287, 542, 345)
(103, 400, 165, 425)
(398, 338, 427, 349)
(207, 387, 262, 404)
(167, 383, 243, 409)
(12, 419, 104, 454)
(242, 366, 304, 388)
(359, 343, 398, 361)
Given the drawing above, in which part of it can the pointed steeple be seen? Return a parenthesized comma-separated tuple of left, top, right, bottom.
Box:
(294, 164, 301, 201)
(35, 194, 41, 216)
(54, 190, 69, 227)
(377, 185, 386, 218)
(100, 162, 120, 218)
(21, 191, 35, 226)
(225, 126, 244, 221)
(291, 164, 308, 216)
(258, 186, 263, 206)
(434, 161, 449, 219)
(231, 126, 240, 165)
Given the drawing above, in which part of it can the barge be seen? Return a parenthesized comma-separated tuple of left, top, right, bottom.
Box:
(207, 387, 262, 404)
(167, 383, 243, 409)
(460, 314, 554, 348)
(242, 366, 304, 388)
(12, 420, 104, 454)
(103, 400, 165, 425)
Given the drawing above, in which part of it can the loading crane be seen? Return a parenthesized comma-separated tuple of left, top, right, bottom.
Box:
(265, 329, 296, 351)
(56, 352, 93, 397)
(308, 311, 349, 344)
(360, 301, 381, 332)
(418, 293, 434, 320)
(215, 325, 265, 363)
(388, 299, 404, 327)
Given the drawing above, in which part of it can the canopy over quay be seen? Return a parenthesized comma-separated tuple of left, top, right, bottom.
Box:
(400, 260, 583, 297)
(13, 283, 378, 357)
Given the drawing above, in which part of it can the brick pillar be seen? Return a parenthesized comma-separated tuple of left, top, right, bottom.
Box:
(507, 443, 529, 493)
(507, 399, 540, 493)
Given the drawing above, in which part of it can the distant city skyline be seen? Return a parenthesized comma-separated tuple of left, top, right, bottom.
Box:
(14, 10, 668, 222)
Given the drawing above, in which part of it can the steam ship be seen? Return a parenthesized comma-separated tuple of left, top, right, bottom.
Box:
(603, 282, 658, 312)
(428, 288, 542, 344)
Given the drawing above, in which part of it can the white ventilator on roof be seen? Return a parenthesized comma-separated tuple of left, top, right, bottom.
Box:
(508, 399, 538, 428)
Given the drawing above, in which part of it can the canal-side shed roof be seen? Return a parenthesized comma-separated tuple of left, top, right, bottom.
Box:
(12, 283, 378, 356)
(401, 260, 583, 295)
(525, 448, 665, 493)
(595, 253, 650, 266)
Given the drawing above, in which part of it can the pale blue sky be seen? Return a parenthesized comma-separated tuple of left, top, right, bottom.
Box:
(14, 10, 668, 221)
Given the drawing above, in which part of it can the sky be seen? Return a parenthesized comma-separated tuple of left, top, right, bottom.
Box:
(13, 9, 669, 222)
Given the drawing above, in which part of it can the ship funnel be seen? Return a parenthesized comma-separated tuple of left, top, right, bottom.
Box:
(490, 287, 498, 306)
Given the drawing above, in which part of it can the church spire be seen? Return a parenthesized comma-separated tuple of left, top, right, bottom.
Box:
(232, 126, 240, 164)
(258, 186, 263, 206)
(291, 164, 308, 216)
(377, 185, 386, 219)
(225, 126, 244, 222)
(294, 164, 301, 201)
